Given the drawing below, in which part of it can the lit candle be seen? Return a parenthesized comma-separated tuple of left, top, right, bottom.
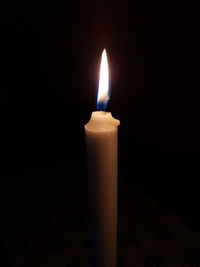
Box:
(85, 49, 120, 267)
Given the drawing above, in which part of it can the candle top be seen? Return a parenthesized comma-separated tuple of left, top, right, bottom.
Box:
(85, 111, 120, 132)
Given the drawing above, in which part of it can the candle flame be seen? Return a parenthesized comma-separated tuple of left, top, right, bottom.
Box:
(97, 49, 109, 111)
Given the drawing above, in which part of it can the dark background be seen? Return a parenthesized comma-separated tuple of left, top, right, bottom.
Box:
(1, 1, 200, 229)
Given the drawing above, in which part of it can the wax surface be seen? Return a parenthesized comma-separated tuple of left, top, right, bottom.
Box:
(85, 111, 120, 132)
(85, 111, 120, 267)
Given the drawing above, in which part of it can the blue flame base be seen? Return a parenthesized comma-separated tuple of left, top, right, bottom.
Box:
(97, 100, 109, 111)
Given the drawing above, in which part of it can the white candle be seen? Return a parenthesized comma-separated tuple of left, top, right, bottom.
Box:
(85, 50, 120, 267)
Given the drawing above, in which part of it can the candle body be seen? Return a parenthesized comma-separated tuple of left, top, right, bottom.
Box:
(85, 111, 120, 267)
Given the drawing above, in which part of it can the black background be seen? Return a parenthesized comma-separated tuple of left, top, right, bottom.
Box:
(1, 1, 200, 227)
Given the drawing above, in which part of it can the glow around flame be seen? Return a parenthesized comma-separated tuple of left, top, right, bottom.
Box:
(97, 49, 109, 111)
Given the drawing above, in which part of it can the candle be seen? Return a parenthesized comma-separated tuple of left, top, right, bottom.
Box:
(85, 49, 120, 267)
